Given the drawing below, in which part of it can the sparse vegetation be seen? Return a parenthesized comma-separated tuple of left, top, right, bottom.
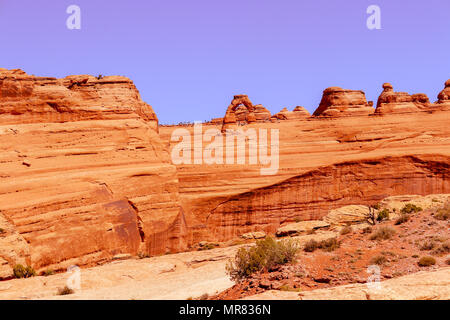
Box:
(395, 214, 409, 225)
(226, 237, 299, 282)
(279, 284, 302, 292)
(432, 241, 450, 256)
(400, 204, 422, 214)
(369, 226, 396, 241)
(42, 269, 55, 277)
(417, 256, 436, 267)
(433, 206, 450, 221)
(13, 264, 36, 279)
(362, 226, 372, 234)
(377, 209, 390, 221)
(318, 237, 340, 252)
(370, 255, 387, 265)
(303, 239, 319, 252)
(420, 240, 436, 251)
(57, 286, 74, 296)
(0, 228, 5, 234)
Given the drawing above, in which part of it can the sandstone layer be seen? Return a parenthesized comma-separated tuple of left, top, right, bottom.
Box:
(0, 69, 185, 277)
(312, 87, 374, 117)
(2, 69, 450, 277)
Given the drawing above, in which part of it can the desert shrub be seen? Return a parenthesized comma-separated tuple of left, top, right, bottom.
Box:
(318, 237, 340, 252)
(42, 269, 54, 277)
(401, 204, 422, 214)
(57, 286, 74, 296)
(377, 209, 390, 221)
(340, 225, 352, 235)
(303, 239, 319, 252)
(362, 226, 372, 234)
(0, 228, 5, 234)
(417, 256, 436, 267)
(370, 255, 387, 265)
(369, 226, 396, 241)
(420, 240, 436, 251)
(13, 264, 36, 279)
(226, 237, 299, 282)
(395, 214, 409, 225)
(371, 203, 381, 210)
(432, 241, 450, 256)
(434, 207, 450, 221)
(279, 285, 302, 292)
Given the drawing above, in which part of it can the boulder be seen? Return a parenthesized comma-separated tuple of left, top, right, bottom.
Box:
(276, 220, 330, 237)
(323, 205, 371, 225)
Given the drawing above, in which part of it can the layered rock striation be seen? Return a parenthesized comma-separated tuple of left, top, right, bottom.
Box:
(312, 87, 374, 117)
(0, 69, 185, 277)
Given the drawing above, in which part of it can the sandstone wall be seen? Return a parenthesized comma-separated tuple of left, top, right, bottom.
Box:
(0, 69, 184, 277)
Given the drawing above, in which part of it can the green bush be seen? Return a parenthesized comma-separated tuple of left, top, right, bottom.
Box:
(395, 214, 409, 225)
(13, 264, 36, 279)
(226, 237, 299, 282)
(377, 209, 390, 221)
(400, 204, 422, 214)
(369, 226, 396, 241)
(417, 256, 436, 267)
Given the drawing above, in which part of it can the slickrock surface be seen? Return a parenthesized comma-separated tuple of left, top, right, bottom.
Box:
(271, 106, 310, 120)
(312, 87, 374, 117)
(0, 69, 185, 278)
(243, 267, 450, 300)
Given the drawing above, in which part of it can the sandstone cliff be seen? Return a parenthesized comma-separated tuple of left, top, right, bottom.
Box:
(0, 69, 185, 277)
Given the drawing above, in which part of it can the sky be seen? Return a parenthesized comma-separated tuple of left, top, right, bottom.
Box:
(1, 0, 449, 124)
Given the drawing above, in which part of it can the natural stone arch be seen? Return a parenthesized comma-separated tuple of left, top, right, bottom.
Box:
(221, 94, 256, 131)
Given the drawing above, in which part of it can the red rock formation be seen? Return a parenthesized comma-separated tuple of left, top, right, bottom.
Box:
(375, 83, 431, 114)
(272, 106, 310, 120)
(205, 155, 450, 241)
(221, 95, 270, 131)
(0, 69, 185, 277)
(0, 68, 158, 129)
(437, 79, 450, 110)
(312, 87, 374, 117)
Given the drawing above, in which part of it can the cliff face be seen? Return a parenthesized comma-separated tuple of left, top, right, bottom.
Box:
(0, 69, 185, 277)
(161, 87, 450, 243)
(2, 69, 450, 277)
(206, 155, 450, 241)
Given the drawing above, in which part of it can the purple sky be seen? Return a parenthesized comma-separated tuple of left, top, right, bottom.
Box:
(1, 0, 449, 124)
